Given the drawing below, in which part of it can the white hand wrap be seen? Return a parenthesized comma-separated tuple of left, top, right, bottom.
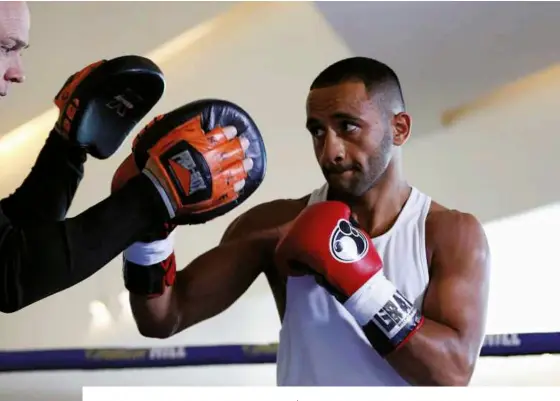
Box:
(124, 231, 176, 266)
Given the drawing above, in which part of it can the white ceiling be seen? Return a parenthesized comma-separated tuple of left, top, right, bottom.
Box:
(2, 2, 558, 139)
(315, 1, 560, 135)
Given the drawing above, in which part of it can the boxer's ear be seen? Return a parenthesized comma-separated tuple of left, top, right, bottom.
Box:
(392, 112, 411, 147)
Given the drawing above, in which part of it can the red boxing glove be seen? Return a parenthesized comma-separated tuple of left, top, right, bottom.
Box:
(275, 201, 424, 356)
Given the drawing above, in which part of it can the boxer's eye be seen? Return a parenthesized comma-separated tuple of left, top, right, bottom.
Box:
(341, 121, 360, 134)
(308, 126, 326, 138)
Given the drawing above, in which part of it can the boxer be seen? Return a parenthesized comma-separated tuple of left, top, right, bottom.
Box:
(0, 2, 266, 313)
(124, 57, 490, 386)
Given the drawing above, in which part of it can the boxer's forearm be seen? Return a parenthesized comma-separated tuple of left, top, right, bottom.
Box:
(130, 288, 182, 338)
(130, 234, 275, 339)
(366, 319, 475, 386)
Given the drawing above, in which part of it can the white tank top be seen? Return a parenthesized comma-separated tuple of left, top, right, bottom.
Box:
(276, 184, 432, 386)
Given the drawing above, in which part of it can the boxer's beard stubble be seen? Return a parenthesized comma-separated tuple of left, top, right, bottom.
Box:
(326, 130, 393, 199)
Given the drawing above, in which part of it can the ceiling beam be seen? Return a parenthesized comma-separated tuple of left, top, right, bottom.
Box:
(441, 63, 560, 127)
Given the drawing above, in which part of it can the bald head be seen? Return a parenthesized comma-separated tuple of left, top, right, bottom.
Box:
(0, 1, 30, 97)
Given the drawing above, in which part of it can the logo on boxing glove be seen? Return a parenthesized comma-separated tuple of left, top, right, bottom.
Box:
(168, 149, 208, 195)
(329, 219, 369, 263)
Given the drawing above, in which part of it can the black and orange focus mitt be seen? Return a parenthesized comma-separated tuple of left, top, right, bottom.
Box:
(128, 99, 267, 225)
(55, 55, 165, 159)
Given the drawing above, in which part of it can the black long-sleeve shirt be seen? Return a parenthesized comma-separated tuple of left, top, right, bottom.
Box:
(0, 131, 166, 312)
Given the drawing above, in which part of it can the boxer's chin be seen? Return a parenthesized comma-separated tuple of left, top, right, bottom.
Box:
(326, 172, 366, 197)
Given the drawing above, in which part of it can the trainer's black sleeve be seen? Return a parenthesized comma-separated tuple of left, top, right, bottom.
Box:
(0, 167, 168, 313)
(0, 129, 168, 312)
(1, 130, 87, 224)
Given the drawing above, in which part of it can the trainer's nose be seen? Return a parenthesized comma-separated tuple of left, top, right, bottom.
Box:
(5, 53, 25, 84)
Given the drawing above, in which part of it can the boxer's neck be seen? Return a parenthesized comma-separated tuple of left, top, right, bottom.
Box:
(347, 159, 410, 238)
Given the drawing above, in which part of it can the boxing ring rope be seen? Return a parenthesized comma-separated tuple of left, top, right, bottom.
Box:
(0, 331, 559, 372)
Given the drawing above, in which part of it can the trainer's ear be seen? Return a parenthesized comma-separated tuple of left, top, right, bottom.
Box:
(392, 112, 411, 146)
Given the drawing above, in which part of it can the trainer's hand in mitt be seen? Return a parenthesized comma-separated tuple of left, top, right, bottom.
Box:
(130, 98, 267, 225)
(112, 152, 177, 298)
(54, 55, 165, 159)
(111, 152, 177, 240)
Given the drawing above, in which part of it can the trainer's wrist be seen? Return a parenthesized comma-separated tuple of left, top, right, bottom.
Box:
(34, 130, 87, 176)
(131, 172, 174, 222)
(142, 167, 176, 220)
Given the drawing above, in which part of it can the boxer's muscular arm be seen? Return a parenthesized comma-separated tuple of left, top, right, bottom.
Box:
(129, 201, 286, 339)
(366, 211, 490, 386)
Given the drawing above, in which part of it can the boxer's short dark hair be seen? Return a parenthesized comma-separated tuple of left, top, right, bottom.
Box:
(310, 57, 405, 113)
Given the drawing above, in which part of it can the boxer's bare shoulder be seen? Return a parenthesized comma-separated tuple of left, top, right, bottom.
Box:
(425, 201, 489, 271)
